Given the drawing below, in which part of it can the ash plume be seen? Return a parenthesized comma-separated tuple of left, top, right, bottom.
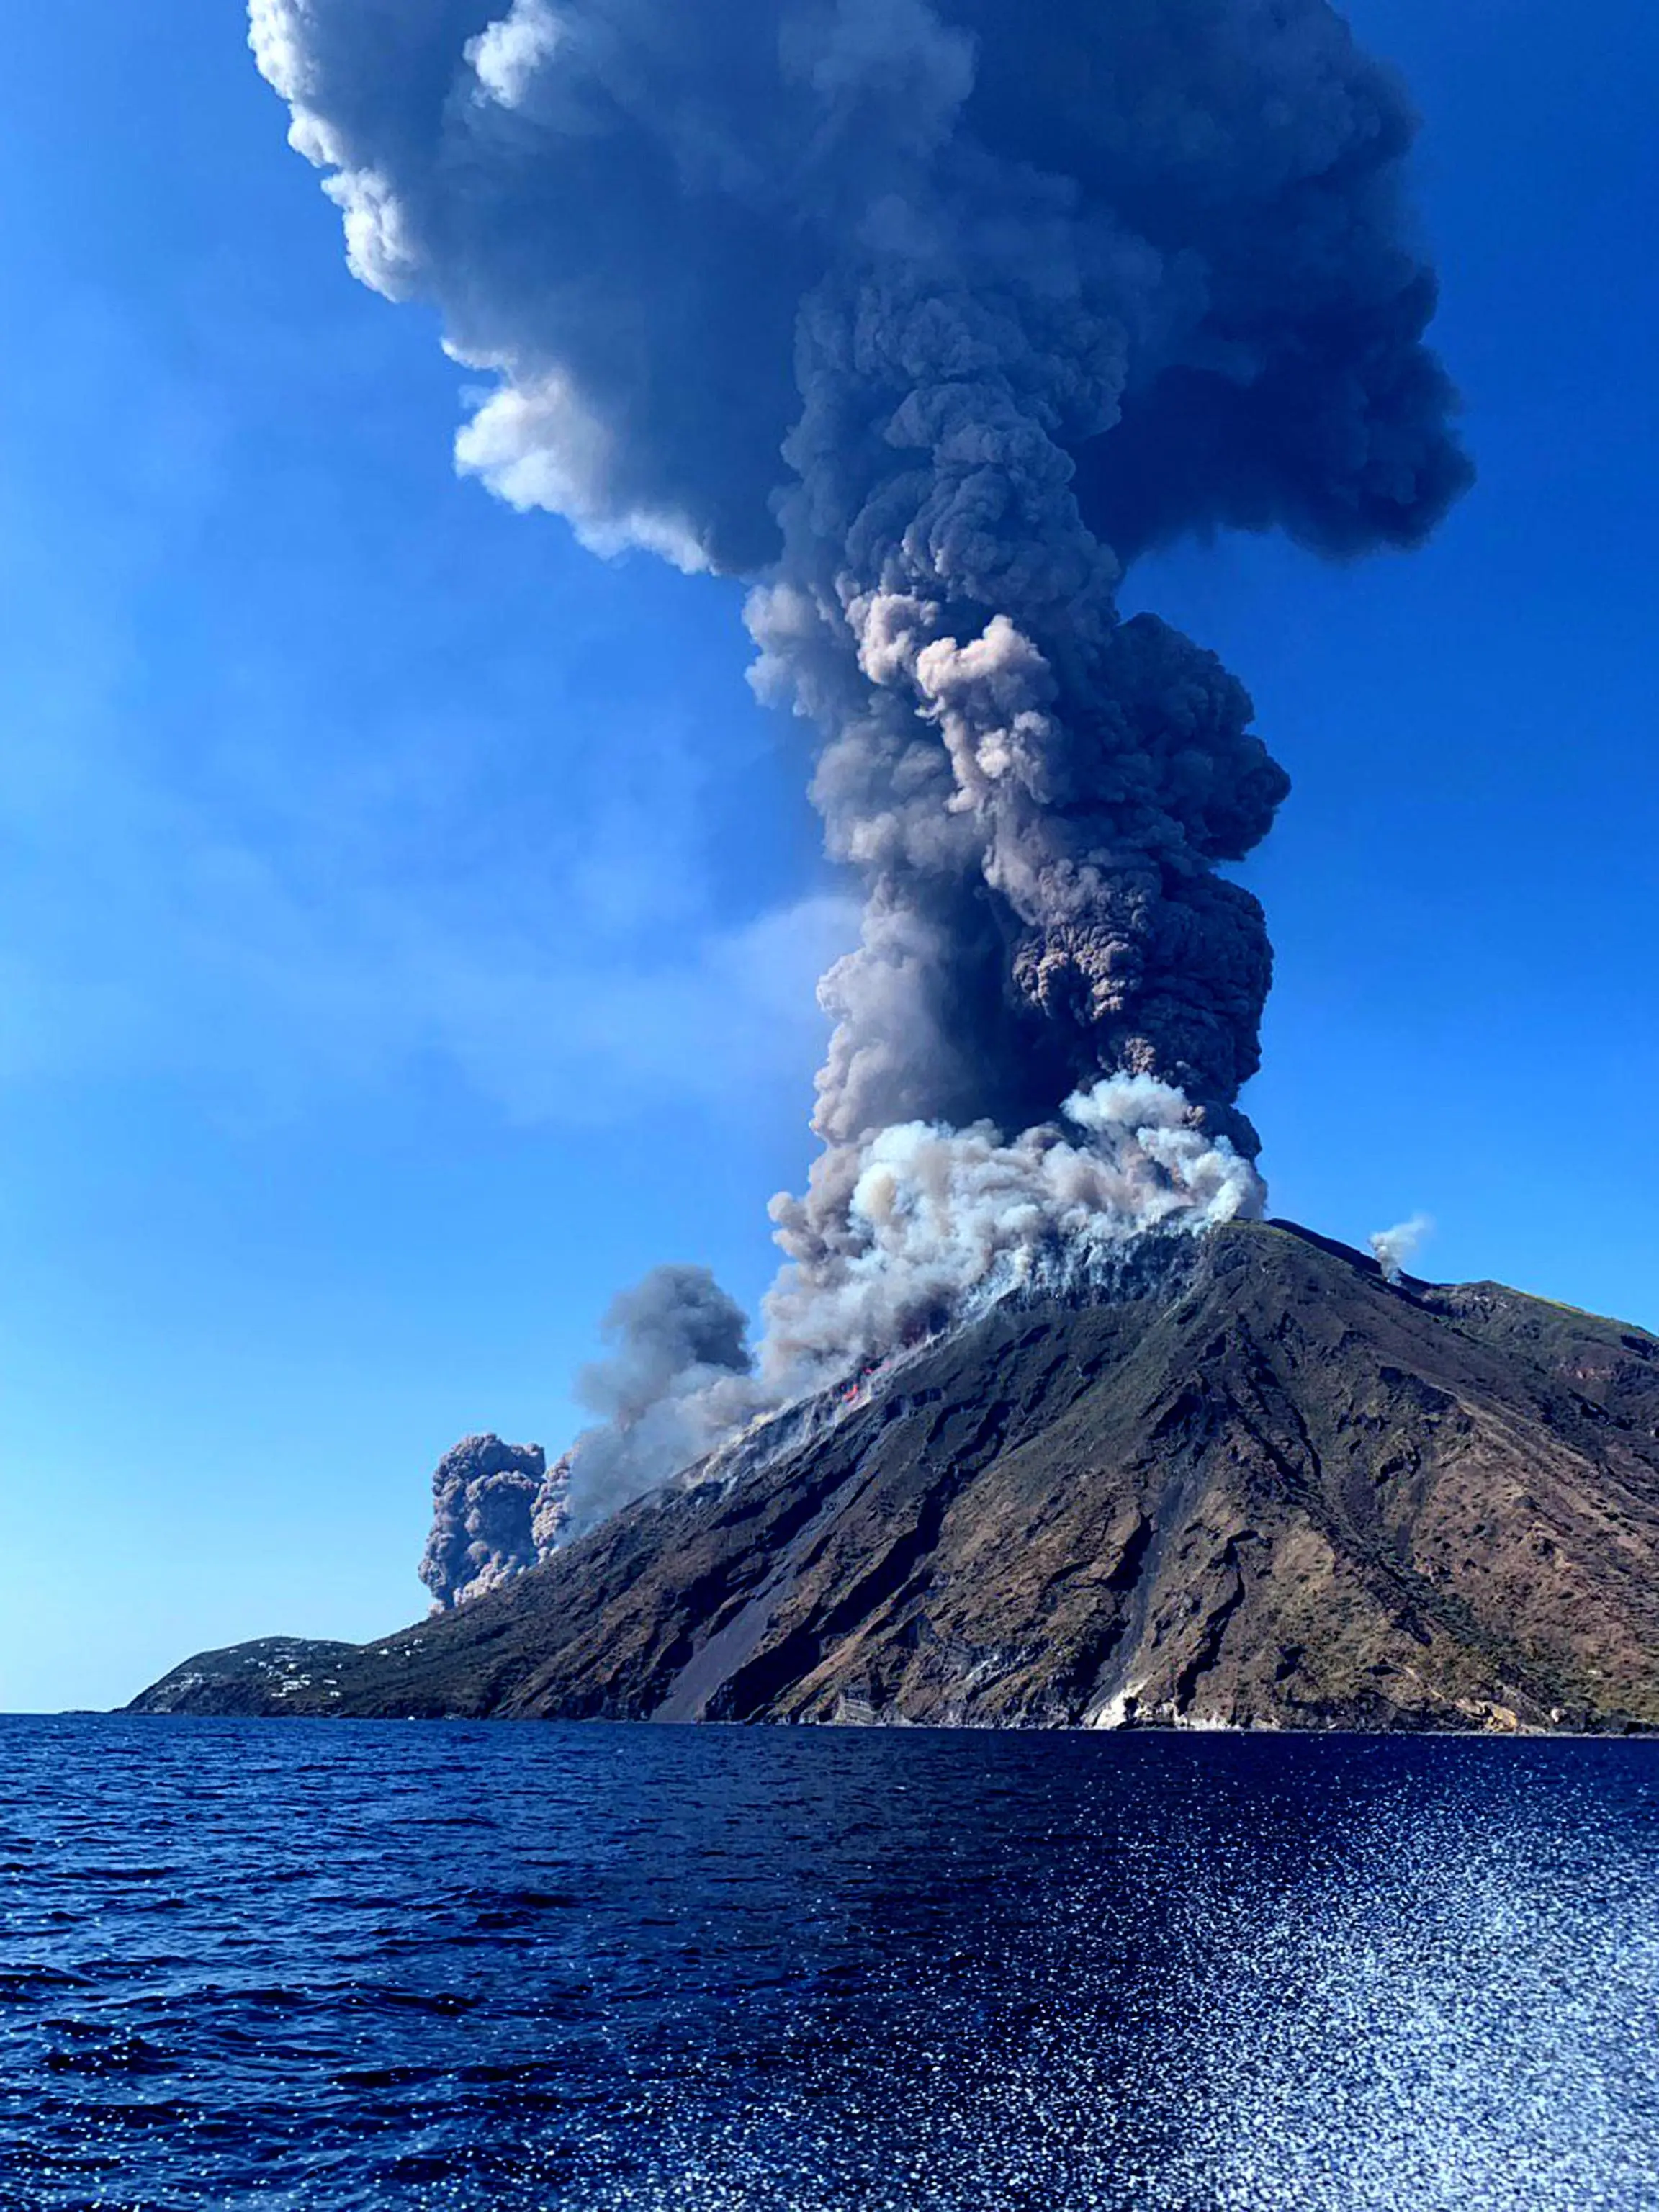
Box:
(563, 1264, 760, 1532)
(254, 0, 1469, 1506)
(1370, 1215, 1433, 1286)
(420, 1433, 564, 1609)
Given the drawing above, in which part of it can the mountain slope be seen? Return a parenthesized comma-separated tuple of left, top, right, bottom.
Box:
(128, 1637, 364, 1717)
(127, 1223, 1659, 1731)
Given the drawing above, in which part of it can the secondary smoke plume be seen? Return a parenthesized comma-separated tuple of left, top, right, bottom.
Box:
(1370, 1215, 1433, 1286)
(253, 0, 1468, 1506)
(563, 1264, 760, 1531)
(420, 1434, 567, 1609)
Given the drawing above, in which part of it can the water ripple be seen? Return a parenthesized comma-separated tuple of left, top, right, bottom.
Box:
(1, 1717, 1655, 2209)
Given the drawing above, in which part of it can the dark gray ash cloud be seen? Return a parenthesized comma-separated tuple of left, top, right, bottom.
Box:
(419, 1433, 564, 1609)
(255, 0, 1467, 1473)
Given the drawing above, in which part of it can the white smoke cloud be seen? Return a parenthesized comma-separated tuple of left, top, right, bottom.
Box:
(562, 1370, 773, 1537)
(454, 364, 713, 571)
(1370, 1215, 1433, 1285)
(765, 1074, 1262, 1383)
(553, 1071, 1259, 1536)
(467, 0, 567, 114)
(549, 1071, 1261, 1530)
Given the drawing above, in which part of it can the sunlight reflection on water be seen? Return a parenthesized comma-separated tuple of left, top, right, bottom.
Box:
(2, 1718, 1655, 2210)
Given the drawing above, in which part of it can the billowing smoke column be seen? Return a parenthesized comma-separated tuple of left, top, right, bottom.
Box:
(418, 1274, 752, 1588)
(252, 0, 1468, 1490)
(563, 1264, 759, 1530)
(420, 1433, 568, 1609)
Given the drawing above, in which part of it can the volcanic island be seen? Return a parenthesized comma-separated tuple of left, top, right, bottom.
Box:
(131, 1220, 1659, 1733)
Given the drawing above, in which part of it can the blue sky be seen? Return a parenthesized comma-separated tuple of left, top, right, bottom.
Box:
(4, 1, 1656, 1711)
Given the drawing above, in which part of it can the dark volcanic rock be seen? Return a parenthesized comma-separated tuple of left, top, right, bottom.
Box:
(128, 1224, 1659, 1731)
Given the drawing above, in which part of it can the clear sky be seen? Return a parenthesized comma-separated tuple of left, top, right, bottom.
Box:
(3, 2, 1655, 1712)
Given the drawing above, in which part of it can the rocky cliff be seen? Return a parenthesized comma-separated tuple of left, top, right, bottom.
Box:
(127, 1223, 1659, 1731)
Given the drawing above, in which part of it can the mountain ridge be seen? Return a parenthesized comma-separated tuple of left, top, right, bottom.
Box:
(127, 1222, 1659, 1732)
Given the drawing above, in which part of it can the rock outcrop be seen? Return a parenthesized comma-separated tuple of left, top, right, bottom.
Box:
(130, 1223, 1659, 1731)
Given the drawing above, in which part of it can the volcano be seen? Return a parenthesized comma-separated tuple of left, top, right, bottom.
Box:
(130, 1223, 1659, 1732)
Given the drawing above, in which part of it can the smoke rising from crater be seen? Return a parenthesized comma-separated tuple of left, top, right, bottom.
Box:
(253, 0, 1468, 1499)
(1371, 1214, 1433, 1285)
(765, 1074, 1259, 1380)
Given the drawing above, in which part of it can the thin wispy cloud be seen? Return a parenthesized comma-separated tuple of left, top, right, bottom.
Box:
(0, 699, 852, 1123)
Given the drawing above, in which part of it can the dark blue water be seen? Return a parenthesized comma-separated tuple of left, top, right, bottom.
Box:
(4, 1719, 1657, 2211)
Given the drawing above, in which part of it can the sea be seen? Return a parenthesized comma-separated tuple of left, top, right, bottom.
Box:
(3, 1717, 1657, 2211)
